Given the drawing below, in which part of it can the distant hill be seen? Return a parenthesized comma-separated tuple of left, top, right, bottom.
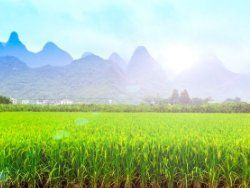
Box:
(0, 32, 73, 67)
(0, 54, 127, 102)
(109, 52, 127, 70)
(33, 42, 73, 67)
(0, 56, 28, 72)
(174, 56, 250, 101)
(127, 46, 171, 98)
(0, 56, 28, 82)
(0, 42, 4, 49)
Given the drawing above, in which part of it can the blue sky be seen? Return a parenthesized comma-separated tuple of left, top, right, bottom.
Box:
(0, 0, 250, 72)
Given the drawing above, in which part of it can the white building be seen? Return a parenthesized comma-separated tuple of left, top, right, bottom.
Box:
(60, 99, 73, 105)
(21, 100, 30, 104)
(10, 97, 18, 104)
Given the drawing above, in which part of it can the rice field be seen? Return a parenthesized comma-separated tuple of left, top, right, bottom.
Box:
(0, 112, 249, 187)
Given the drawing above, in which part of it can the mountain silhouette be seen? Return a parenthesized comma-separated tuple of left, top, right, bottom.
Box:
(109, 52, 127, 70)
(0, 32, 73, 67)
(126, 46, 171, 97)
(34, 42, 72, 66)
(174, 55, 249, 100)
(5, 32, 26, 48)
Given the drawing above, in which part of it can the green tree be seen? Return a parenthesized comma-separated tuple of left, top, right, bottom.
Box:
(169, 89, 179, 104)
(0, 96, 12, 104)
(179, 89, 191, 104)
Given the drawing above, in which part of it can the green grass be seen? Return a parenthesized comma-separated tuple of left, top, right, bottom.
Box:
(0, 112, 249, 187)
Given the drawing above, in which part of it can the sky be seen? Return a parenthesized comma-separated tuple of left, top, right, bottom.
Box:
(0, 0, 250, 73)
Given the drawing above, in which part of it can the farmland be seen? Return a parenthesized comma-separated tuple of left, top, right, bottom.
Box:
(0, 112, 249, 187)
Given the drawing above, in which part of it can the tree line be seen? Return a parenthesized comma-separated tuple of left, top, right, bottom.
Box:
(0, 93, 249, 113)
(143, 89, 243, 105)
(0, 103, 249, 113)
(144, 89, 210, 105)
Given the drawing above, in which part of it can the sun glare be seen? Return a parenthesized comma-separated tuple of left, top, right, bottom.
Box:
(161, 44, 199, 73)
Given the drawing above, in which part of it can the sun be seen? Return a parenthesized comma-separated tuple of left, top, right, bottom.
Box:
(160, 44, 199, 73)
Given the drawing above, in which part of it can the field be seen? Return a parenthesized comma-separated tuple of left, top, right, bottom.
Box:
(0, 112, 249, 187)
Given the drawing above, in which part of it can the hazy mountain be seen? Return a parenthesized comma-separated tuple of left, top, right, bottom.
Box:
(0, 54, 127, 102)
(0, 32, 34, 63)
(4, 32, 26, 49)
(127, 46, 171, 98)
(64, 54, 127, 100)
(109, 52, 127, 70)
(0, 56, 28, 77)
(0, 56, 31, 98)
(0, 32, 73, 67)
(34, 42, 72, 67)
(0, 42, 4, 50)
(176, 56, 236, 85)
(82, 52, 95, 58)
(174, 56, 250, 100)
(218, 73, 250, 101)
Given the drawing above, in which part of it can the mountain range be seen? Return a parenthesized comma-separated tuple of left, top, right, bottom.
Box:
(0, 32, 249, 102)
(0, 32, 73, 67)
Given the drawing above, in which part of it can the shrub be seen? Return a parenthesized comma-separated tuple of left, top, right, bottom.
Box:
(0, 95, 12, 104)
